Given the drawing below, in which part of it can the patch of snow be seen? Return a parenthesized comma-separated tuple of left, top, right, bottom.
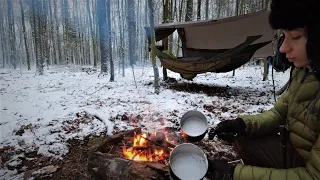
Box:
(37, 143, 69, 159)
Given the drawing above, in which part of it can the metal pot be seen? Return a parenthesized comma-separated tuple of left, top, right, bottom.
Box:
(180, 110, 208, 142)
(169, 143, 208, 180)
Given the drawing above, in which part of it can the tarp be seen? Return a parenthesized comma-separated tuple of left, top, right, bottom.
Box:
(153, 10, 275, 58)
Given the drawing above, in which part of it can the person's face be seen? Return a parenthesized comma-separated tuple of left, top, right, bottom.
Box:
(280, 28, 309, 67)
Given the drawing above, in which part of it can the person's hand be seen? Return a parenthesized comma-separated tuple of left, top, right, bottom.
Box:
(207, 159, 235, 180)
(208, 118, 246, 143)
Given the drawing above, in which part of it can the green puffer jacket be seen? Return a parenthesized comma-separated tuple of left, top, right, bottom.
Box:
(234, 67, 320, 180)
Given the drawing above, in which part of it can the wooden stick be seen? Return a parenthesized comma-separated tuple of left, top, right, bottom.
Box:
(132, 146, 149, 150)
(123, 137, 134, 142)
(141, 136, 171, 150)
(90, 128, 141, 153)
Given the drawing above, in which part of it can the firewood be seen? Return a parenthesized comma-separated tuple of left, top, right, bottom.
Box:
(88, 152, 170, 180)
(123, 137, 134, 142)
(0, 146, 14, 153)
(165, 141, 176, 148)
(90, 128, 141, 153)
(132, 146, 149, 151)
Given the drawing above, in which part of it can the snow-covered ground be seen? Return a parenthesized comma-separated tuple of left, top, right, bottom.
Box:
(0, 64, 290, 179)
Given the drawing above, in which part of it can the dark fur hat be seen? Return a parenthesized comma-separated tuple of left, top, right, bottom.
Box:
(269, 0, 320, 75)
(269, 0, 320, 29)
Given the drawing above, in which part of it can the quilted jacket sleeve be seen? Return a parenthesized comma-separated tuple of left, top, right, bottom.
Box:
(233, 134, 320, 180)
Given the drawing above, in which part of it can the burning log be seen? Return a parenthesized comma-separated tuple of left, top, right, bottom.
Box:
(132, 146, 149, 150)
(90, 128, 141, 153)
(88, 152, 170, 180)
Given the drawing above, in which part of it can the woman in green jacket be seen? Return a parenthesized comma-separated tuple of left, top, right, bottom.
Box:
(208, 0, 320, 179)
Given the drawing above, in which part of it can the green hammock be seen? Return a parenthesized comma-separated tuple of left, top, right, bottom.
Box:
(155, 35, 271, 79)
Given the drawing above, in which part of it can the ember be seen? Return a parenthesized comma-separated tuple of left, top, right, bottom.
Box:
(122, 130, 175, 162)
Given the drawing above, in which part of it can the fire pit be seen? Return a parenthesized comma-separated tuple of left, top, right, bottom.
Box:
(87, 127, 239, 180)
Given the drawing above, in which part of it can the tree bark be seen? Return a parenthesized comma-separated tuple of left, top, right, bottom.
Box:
(86, 0, 98, 67)
(53, 0, 62, 65)
(148, 0, 160, 94)
(20, 0, 31, 70)
(33, 0, 44, 75)
(197, 0, 201, 20)
(97, 0, 109, 73)
(88, 152, 169, 180)
(185, 0, 193, 21)
(205, 0, 209, 20)
(7, 0, 17, 69)
(106, 0, 114, 81)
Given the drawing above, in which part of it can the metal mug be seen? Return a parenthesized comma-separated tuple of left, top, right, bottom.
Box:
(169, 143, 208, 180)
(180, 110, 208, 142)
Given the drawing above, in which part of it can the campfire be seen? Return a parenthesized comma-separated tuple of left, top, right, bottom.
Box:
(122, 129, 175, 162)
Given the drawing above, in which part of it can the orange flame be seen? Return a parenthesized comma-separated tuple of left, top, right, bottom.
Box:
(123, 131, 170, 162)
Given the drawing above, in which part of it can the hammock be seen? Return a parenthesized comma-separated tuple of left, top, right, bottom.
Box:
(155, 35, 271, 79)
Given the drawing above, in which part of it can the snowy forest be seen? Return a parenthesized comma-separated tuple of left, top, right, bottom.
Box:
(1, 0, 270, 74)
(0, 0, 288, 179)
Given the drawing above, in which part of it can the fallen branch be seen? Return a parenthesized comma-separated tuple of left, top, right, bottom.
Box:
(0, 146, 14, 153)
(90, 128, 141, 153)
(88, 84, 112, 95)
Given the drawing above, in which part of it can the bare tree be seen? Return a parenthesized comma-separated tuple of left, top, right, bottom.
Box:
(148, 0, 160, 94)
(97, 0, 109, 73)
(197, 0, 201, 20)
(185, 0, 193, 21)
(32, 0, 44, 75)
(53, 0, 62, 64)
(205, 0, 209, 20)
(86, 0, 98, 67)
(106, 0, 114, 81)
(19, 0, 31, 70)
(126, 0, 137, 87)
(7, 0, 17, 69)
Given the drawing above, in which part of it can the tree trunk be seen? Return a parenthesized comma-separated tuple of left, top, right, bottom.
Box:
(86, 0, 98, 67)
(41, 1, 50, 67)
(148, 0, 160, 94)
(176, 0, 184, 57)
(62, 0, 70, 64)
(126, 0, 136, 66)
(106, 0, 114, 81)
(119, 0, 125, 77)
(48, 0, 57, 65)
(197, 0, 201, 20)
(20, 0, 31, 70)
(126, 0, 137, 87)
(162, 0, 169, 81)
(97, 0, 108, 73)
(263, 58, 269, 81)
(54, 0, 62, 64)
(0, 5, 6, 67)
(185, 0, 193, 21)
(205, 0, 209, 20)
(7, 0, 17, 69)
(33, 0, 44, 75)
